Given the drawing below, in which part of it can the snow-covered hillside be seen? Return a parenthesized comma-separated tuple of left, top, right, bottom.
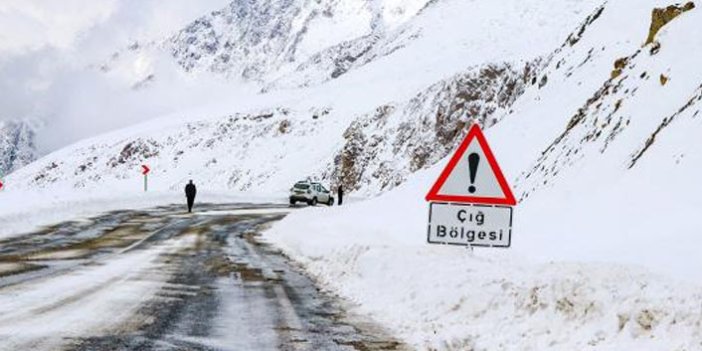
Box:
(0, 120, 37, 177)
(7, 0, 601, 196)
(262, 1, 702, 350)
(7, 60, 540, 195)
(100, 0, 434, 85)
(100, 0, 597, 89)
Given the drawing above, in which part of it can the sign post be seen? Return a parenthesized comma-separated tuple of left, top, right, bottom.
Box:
(425, 123, 516, 248)
(142, 165, 150, 192)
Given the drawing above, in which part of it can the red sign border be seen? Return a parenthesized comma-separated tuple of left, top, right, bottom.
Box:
(425, 124, 517, 206)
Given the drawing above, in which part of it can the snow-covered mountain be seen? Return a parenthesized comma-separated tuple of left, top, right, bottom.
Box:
(10, 0, 602, 195)
(8, 0, 701, 273)
(0, 120, 37, 177)
(6, 0, 701, 230)
(11, 60, 540, 194)
(21, 0, 702, 200)
(100, 0, 434, 86)
(261, 2, 702, 349)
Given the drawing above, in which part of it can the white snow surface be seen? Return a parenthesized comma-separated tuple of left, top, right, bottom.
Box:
(0, 119, 37, 175)
(263, 0, 702, 350)
(4, 0, 603, 195)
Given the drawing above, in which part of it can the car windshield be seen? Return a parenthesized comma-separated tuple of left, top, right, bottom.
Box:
(294, 183, 310, 190)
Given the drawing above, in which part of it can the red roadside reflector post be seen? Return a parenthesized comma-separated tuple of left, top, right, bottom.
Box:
(142, 165, 150, 192)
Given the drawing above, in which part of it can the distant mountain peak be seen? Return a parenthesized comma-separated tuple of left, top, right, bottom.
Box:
(0, 120, 38, 176)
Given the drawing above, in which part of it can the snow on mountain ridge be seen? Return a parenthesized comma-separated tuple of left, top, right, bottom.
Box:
(0, 120, 37, 177)
(326, 60, 540, 193)
(101, 0, 434, 86)
(13, 0, 606, 196)
(8, 59, 538, 195)
(167, 0, 434, 80)
(510, 0, 702, 202)
(258, 2, 702, 349)
(101, 0, 599, 92)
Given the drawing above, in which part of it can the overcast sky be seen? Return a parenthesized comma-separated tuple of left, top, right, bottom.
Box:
(0, 0, 231, 152)
(0, 0, 230, 57)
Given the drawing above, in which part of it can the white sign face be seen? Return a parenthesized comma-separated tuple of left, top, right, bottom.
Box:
(438, 140, 504, 198)
(427, 202, 512, 248)
(425, 124, 517, 206)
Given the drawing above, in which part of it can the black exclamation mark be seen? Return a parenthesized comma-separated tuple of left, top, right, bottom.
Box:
(468, 153, 480, 194)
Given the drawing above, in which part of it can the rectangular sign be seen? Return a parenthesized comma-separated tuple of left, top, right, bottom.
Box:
(427, 202, 512, 248)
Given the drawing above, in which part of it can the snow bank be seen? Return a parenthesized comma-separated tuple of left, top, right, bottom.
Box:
(264, 164, 702, 350)
(263, 2, 702, 348)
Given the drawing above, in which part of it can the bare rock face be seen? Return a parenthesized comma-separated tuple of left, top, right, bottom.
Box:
(167, 0, 431, 83)
(0, 120, 37, 176)
(329, 61, 540, 193)
(10, 57, 539, 194)
(645, 2, 695, 45)
(108, 139, 161, 168)
(103, 0, 432, 89)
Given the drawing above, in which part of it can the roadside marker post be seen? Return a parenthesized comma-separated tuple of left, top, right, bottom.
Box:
(142, 165, 150, 192)
(425, 123, 516, 249)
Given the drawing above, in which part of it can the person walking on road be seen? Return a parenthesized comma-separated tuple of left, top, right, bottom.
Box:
(185, 180, 197, 213)
(337, 185, 344, 206)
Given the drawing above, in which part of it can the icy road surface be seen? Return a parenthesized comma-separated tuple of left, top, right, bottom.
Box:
(0, 203, 404, 351)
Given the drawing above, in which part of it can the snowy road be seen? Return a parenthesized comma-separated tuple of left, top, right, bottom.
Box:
(0, 203, 404, 351)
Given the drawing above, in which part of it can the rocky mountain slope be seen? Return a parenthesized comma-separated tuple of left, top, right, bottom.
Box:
(0, 120, 37, 177)
(7, 0, 700, 209)
(100, 0, 434, 87)
(9, 0, 603, 196)
(261, 2, 702, 349)
(10, 59, 539, 194)
(512, 1, 701, 202)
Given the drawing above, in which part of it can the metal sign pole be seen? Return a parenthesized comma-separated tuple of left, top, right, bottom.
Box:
(144, 174, 148, 192)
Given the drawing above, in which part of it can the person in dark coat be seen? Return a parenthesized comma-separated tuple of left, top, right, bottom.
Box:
(337, 185, 344, 206)
(185, 180, 197, 213)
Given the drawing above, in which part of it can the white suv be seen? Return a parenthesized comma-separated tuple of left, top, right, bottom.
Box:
(289, 181, 334, 206)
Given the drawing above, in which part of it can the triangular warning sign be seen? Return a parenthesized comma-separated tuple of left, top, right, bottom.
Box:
(426, 124, 517, 206)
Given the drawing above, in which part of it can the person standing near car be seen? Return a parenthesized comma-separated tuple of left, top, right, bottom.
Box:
(337, 185, 344, 206)
(185, 180, 197, 213)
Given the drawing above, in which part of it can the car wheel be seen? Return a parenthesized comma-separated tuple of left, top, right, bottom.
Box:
(289, 198, 296, 205)
(327, 198, 334, 206)
(311, 197, 318, 206)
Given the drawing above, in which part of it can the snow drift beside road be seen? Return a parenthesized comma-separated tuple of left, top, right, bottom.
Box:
(264, 159, 702, 350)
(264, 1, 702, 349)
